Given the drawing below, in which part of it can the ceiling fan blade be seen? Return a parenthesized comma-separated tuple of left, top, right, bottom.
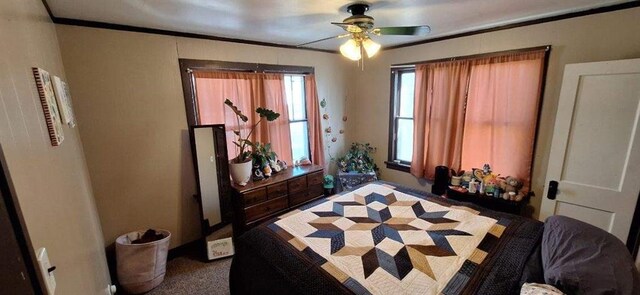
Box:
(374, 25, 431, 36)
(297, 33, 350, 47)
(332, 22, 363, 33)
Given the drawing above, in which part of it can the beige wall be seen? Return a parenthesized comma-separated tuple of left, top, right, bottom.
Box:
(352, 7, 640, 218)
(51, 5, 640, 255)
(0, 0, 111, 294)
(55, 25, 354, 248)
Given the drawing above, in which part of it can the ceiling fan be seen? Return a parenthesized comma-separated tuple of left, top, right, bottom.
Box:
(298, 2, 431, 61)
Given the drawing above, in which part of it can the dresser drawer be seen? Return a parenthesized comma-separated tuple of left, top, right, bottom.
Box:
(308, 183, 324, 199)
(243, 188, 267, 207)
(289, 190, 310, 207)
(288, 176, 307, 193)
(267, 181, 288, 199)
(307, 171, 324, 186)
(244, 196, 288, 222)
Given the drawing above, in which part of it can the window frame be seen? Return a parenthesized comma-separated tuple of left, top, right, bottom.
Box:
(386, 66, 415, 173)
(179, 59, 315, 161)
(179, 59, 314, 125)
(284, 74, 312, 162)
(385, 45, 550, 176)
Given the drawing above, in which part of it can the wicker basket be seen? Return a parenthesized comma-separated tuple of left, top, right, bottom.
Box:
(115, 230, 171, 294)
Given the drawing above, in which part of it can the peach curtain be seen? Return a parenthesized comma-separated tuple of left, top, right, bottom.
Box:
(461, 51, 546, 188)
(304, 75, 325, 165)
(411, 61, 470, 179)
(193, 71, 293, 164)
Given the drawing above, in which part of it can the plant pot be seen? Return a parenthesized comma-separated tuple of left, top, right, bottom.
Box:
(229, 160, 252, 186)
(451, 176, 462, 186)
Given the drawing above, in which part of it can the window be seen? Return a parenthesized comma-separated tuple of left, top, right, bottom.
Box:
(387, 47, 548, 188)
(179, 59, 319, 165)
(284, 74, 311, 162)
(387, 68, 415, 170)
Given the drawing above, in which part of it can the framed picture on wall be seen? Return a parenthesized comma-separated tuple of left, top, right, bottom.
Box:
(52, 75, 76, 127)
(32, 67, 64, 146)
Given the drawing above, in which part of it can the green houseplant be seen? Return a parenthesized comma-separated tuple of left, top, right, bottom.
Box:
(336, 143, 378, 174)
(335, 143, 379, 191)
(225, 99, 280, 185)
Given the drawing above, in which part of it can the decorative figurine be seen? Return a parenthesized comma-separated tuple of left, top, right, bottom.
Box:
(473, 168, 485, 181)
(323, 175, 335, 196)
(277, 159, 287, 170)
(461, 171, 473, 187)
(263, 165, 272, 177)
(252, 168, 264, 181)
(270, 159, 281, 173)
(468, 179, 477, 193)
(483, 163, 492, 175)
(298, 156, 312, 166)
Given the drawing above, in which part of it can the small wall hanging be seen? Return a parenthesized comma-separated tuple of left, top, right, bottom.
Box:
(32, 67, 64, 146)
(52, 76, 76, 128)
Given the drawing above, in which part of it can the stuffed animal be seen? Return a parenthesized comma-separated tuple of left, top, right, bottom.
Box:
(514, 192, 525, 202)
(483, 174, 498, 195)
(504, 176, 523, 193)
(497, 177, 506, 188)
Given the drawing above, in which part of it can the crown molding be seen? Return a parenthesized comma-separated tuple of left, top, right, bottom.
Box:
(384, 1, 640, 50)
(41, 0, 639, 53)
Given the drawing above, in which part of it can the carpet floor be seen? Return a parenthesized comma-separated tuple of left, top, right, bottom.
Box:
(145, 255, 232, 295)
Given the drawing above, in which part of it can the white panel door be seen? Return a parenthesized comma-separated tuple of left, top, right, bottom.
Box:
(540, 58, 640, 243)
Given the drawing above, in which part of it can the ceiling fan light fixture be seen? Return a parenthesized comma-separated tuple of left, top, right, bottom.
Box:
(340, 39, 361, 61)
(362, 38, 381, 58)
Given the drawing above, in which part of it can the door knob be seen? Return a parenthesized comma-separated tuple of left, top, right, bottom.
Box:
(547, 180, 558, 200)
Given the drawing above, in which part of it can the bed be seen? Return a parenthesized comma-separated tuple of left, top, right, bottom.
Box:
(229, 181, 638, 294)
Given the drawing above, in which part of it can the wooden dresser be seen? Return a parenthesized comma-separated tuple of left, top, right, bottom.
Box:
(230, 165, 324, 235)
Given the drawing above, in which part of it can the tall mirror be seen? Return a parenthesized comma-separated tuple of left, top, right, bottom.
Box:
(189, 124, 231, 237)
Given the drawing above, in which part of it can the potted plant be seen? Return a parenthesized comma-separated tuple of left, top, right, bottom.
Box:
(450, 168, 465, 186)
(336, 143, 379, 191)
(251, 142, 279, 178)
(224, 99, 280, 186)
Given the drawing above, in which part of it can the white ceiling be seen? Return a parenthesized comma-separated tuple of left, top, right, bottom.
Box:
(47, 0, 632, 50)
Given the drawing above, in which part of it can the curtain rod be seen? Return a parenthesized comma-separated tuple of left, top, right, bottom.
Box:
(187, 68, 312, 75)
(392, 45, 551, 67)
(180, 59, 315, 75)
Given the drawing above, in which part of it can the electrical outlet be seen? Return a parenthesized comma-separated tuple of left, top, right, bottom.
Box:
(36, 248, 56, 294)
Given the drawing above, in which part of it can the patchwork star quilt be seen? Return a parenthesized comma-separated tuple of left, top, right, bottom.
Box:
(231, 182, 544, 295)
(268, 183, 511, 294)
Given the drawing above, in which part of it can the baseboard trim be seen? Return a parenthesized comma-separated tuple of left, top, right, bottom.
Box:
(167, 239, 202, 261)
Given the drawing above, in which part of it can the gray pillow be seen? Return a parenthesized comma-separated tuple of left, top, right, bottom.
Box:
(542, 215, 640, 294)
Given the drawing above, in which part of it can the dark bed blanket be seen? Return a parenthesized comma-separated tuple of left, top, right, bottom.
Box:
(230, 181, 543, 295)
